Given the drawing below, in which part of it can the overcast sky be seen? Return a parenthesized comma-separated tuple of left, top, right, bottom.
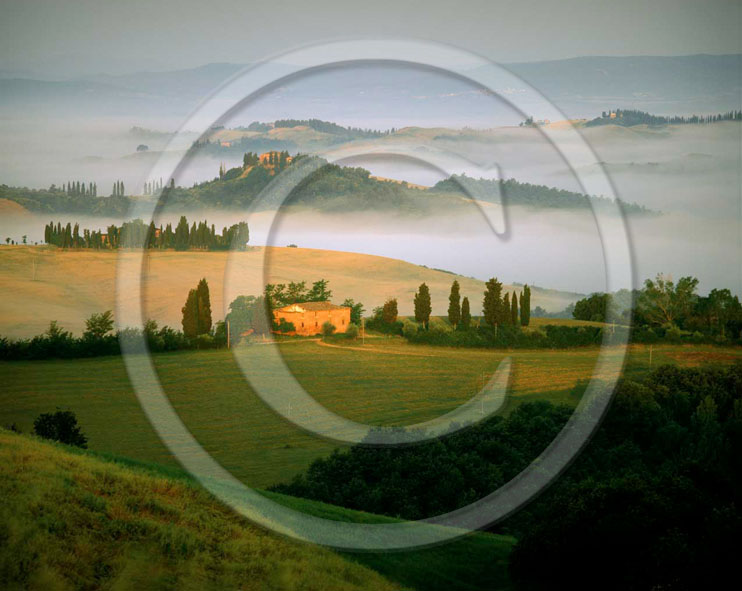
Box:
(1, 0, 740, 77)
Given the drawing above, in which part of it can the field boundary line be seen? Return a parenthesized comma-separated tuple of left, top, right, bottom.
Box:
(315, 339, 439, 357)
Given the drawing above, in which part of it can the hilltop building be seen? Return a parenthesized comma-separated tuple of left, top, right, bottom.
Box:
(273, 301, 350, 336)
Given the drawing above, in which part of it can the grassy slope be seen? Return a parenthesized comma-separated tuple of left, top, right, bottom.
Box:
(0, 245, 580, 338)
(2, 341, 741, 489)
(0, 430, 403, 591)
(0, 430, 515, 591)
(0, 339, 599, 487)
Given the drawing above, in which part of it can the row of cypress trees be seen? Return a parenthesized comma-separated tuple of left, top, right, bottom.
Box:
(482, 278, 531, 328)
(412, 279, 531, 329)
(43, 217, 250, 251)
(60, 181, 97, 197)
(111, 180, 125, 197)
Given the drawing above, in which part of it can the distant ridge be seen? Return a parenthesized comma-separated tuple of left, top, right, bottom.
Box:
(2, 54, 739, 121)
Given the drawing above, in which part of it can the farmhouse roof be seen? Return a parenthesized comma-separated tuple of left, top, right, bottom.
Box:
(276, 301, 347, 312)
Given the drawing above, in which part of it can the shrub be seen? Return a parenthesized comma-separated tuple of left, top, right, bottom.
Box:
(275, 318, 296, 334)
(117, 326, 146, 353)
(33, 409, 88, 448)
(345, 323, 359, 339)
(365, 316, 403, 335)
(194, 334, 214, 349)
(402, 319, 419, 339)
(381, 299, 398, 324)
(428, 318, 453, 336)
(321, 321, 336, 337)
(663, 323, 685, 343)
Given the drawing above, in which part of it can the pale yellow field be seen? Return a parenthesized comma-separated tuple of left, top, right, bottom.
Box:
(0, 245, 579, 338)
(0, 198, 31, 217)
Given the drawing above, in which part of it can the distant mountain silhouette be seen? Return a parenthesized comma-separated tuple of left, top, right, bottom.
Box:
(0, 54, 739, 123)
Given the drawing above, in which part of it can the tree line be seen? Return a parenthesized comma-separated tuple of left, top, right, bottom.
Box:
(431, 174, 652, 215)
(0, 313, 196, 361)
(272, 119, 394, 137)
(0, 277, 362, 360)
(573, 274, 742, 342)
(52, 181, 98, 197)
(111, 180, 125, 197)
(142, 178, 164, 195)
(367, 278, 531, 336)
(0, 279, 227, 360)
(0, 184, 130, 216)
(43, 216, 249, 251)
(369, 273, 742, 349)
(273, 362, 742, 590)
(586, 108, 742, 127)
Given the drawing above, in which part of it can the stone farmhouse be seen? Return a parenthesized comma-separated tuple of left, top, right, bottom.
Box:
(273, 301, 351, 336)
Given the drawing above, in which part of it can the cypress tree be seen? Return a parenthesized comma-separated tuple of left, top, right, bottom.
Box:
(192, 223, 198, 249)
(147, 221, 156, 248)
(511, 291, 519, 325)
(414, 283, 432, 328)
(461, 297, 471, 329)
(382, 298, 398, 324)
(182, 289, 199, 338)
(503, 293, 511, 325)
(483, 277, 503, 329)
(448, 280, 461, 328)
(521, 285, 531, 326)
(174, 216, 189, 251)
(196, 278, 212, 335)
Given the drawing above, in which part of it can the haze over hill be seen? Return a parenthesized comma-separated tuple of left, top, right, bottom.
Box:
(0, 53, 739, 189)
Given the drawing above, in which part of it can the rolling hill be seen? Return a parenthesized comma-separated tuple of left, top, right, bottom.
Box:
(0, 429, 516, 590)
(0, 246, 581, 338)
(0, 429, 402, 590)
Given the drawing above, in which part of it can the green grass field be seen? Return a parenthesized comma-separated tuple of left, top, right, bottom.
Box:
(0, 429, 515, 591)
(408, 315, 610, 329)
(527, 316, 611, 328)
(2, 339, 741, 491)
